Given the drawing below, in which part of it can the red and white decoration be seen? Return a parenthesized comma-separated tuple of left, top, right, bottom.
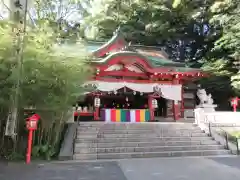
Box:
(84, 81, 182, 101)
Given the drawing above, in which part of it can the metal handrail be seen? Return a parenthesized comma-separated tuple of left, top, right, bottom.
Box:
(208, 122, 240, 155)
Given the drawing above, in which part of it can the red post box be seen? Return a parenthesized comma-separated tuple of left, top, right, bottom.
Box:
(26, 114, 40, 164)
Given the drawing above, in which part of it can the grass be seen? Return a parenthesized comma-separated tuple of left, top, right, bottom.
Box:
(229, 131, 240, 138)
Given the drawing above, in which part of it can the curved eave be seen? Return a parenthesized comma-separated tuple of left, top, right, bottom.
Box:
(91, 51, 203, 74)
(92, 31, 127, 57)
(92, 52, 185, 68)
(91, 51, 152, 66)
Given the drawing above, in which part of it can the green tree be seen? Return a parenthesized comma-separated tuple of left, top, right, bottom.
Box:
(80, 0, 217, 67)
(33, 0, 86, 42)
(199, 0, 239, 108)
(0, 19, 92, 160)
(80, 0, 211, 42)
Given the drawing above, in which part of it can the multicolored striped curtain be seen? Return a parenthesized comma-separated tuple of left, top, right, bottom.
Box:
(101, 109, 150, 122)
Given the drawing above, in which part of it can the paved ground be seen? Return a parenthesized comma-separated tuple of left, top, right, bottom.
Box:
(1, 156, 240, 180)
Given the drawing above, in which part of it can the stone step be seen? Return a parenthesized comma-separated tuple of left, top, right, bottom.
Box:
(74, 123, 233, 160)
(77, 127, 156, 131)
(75, 136, 213, 143)
(79, 124, 103, 126)
(77, 130, 155, 134)
(79, 122, 195, 126)
(77, 128, 202, 133)
(74, 145, 225, 154)
(75, 140, 219, 148)
(78, 123, 198, 127)
(77, 129, 203, 134)
(77, 132, 208, 138)
(78, 126, 103, 128)
(79, 123, 198, 129)
(74, 149, 231, 160)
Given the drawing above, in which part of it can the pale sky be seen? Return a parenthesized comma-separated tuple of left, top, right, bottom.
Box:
(0, 0, 86, 22)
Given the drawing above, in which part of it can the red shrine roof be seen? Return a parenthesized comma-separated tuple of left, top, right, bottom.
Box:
(53, 28, 205, 79)
(86, 29, 202, 75)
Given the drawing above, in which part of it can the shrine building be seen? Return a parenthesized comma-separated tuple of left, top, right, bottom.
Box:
(74, 29, 205, 122)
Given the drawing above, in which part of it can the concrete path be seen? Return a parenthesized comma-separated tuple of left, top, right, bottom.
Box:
(119, 156, 240, 180)
(1, 156, 240, 180)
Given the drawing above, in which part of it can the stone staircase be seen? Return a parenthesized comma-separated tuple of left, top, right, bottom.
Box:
(74, 122, 231, 160)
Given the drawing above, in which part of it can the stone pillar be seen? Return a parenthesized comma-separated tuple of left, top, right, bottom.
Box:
(194, 104, 217, 126)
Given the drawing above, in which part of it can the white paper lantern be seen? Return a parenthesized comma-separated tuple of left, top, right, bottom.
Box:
(94, 98, 100, 107)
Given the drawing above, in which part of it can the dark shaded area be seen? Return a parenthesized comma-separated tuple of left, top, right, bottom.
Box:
(0, 161, 127, 180)
(74, 115, 95, 121)
(155, 97, 167, 117)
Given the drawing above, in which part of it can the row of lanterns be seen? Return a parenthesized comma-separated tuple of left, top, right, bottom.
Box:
(107, 91, 144, 95)
(94, 97, 159, 109)
(96, 68, 203, 77)
(151, 73, 204, 78)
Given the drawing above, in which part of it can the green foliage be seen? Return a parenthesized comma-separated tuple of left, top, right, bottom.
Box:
(5, 152, 25, 161)
(172, 0, 182, 9)
(201, 0, 240, 98)
(33, 0, 88, 42)
(0, 21, 91, 109)
(32, 144, 56, 160)
(80, 0, 213, 44)
(0, 20, 91, 160)
(229, 131, 240, 138)
(78, 0, 240, 108)
(0, 0, 238, 161)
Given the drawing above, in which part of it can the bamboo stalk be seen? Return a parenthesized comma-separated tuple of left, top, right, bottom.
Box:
(52, 112, 65, 147)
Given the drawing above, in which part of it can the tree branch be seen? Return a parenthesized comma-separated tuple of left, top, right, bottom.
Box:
(1, 0, 12, 12)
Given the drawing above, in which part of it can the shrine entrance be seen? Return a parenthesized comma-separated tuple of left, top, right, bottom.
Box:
(100, 88, 149, 109)
(72, 28, 206, 123)
(154, 97, 167, 118)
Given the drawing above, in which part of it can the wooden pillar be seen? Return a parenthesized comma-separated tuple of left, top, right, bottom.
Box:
(172, 100, 179, 121)
(94, 96, 100, 120)
(148, 95, 154, 121)
(172, 77, 180, 121)
(181, 84, 184, 118)
(94, 107, 100, 120)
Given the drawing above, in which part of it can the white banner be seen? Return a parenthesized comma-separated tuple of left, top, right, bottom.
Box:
(84, 81, 182, 101)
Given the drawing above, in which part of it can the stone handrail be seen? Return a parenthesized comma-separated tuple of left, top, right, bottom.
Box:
(205, 112, 240, 125)
(58, 122, 78, 160)
(194, 108, 240, 155)
(195, 108, 240, 126)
